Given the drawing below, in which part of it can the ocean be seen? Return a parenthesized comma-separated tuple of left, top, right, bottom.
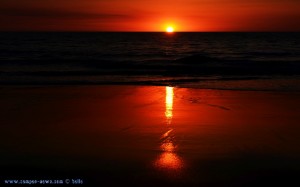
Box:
(0, 32, 299, 90)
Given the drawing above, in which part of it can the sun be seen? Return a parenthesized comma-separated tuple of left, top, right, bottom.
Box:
(166, 26, 174, 33)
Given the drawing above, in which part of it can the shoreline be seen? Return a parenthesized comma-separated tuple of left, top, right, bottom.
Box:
(1, 77, 300, 92)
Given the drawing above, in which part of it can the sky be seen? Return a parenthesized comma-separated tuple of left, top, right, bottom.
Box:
(0, 0, 299, 31)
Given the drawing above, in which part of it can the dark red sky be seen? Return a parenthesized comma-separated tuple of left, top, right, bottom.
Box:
(0, 0, 300, 31)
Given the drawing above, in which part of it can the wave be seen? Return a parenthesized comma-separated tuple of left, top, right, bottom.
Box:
(2, 53, 299, 77)
(1, 55, 300, 90)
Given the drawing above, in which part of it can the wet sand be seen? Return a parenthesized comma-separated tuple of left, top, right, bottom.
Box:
(0, 85, 300, 186)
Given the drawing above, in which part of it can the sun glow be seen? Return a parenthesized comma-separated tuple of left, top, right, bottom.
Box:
(166, 26, 174, 33)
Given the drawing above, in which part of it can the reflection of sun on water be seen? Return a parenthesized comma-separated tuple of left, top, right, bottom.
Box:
(157, 140, 183, 170)
(165, 87, 173, 125)
(161, 129, 173, 139)
(155, 152, 183, 170)
(161, 141, 176, 152)
(154, 86, 184, 172)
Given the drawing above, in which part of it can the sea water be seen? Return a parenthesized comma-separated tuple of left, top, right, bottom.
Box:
(0, 32, 299, 89)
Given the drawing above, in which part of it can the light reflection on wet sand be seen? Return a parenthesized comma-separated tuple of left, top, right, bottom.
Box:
(165, 86, 173, 125)
(154, 87, 184, 172)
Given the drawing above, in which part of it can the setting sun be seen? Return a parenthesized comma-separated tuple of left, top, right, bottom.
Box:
(166, 26, 174, 33)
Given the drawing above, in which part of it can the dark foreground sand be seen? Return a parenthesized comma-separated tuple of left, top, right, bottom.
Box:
(0, 85, 300, 186)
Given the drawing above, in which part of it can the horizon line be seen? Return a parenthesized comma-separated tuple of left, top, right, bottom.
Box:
(1, 31, 300, 33)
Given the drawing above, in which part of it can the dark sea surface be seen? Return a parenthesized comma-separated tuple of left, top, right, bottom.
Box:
(0, 32, 299, 90)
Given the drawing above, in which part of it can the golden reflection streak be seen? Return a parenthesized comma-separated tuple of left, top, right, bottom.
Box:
(154, 86, 184, 171)
(165, 87, 173, 125)
(155, 152, 183, 170)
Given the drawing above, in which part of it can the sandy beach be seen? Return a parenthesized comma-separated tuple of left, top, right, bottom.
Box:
(0, 85, 300, 186)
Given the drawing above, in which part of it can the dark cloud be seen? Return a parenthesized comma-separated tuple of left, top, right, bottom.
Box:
(0, 7, 134, 20)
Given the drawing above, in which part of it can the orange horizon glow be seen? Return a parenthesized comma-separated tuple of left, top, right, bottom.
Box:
(1, 0, 300, 31)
